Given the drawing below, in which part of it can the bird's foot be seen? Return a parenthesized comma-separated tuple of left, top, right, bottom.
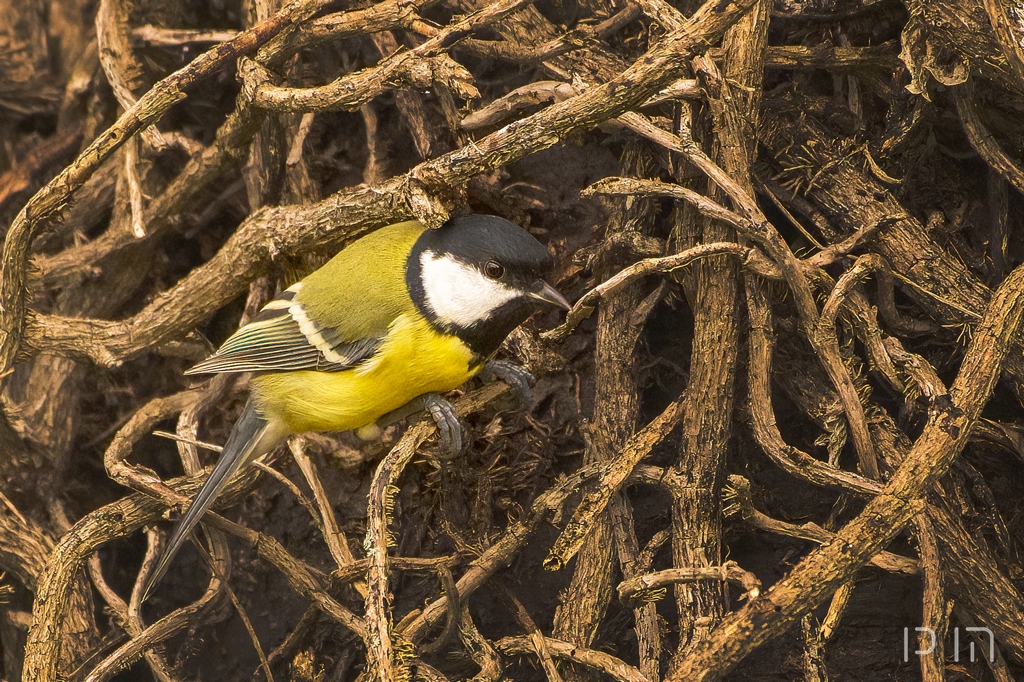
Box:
(480, 360, 534, 408)
(366, 393, 463, 456)
(422, 393, 463, 457)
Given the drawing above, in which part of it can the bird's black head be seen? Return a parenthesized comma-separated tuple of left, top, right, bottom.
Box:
(407, 215, 569, 357)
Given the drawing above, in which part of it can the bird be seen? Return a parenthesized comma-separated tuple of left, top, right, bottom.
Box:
(142, 214, 570, 598)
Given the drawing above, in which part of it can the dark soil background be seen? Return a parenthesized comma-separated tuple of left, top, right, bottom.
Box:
(3, 0, 1024, 680)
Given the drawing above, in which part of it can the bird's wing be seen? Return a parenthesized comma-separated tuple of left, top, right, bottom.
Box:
(189, 221, 424, 375)
(186, 284, 384, 375)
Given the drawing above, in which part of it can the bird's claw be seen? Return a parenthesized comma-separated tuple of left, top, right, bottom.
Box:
(481, 360, 534, 408)
(423, 393, 463, 457)
(368, 393, 463, 456)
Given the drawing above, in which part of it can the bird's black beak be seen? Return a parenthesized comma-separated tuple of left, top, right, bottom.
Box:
(528, 280, 571, 311)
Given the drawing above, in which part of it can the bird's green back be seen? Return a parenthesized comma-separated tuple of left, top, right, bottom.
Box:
(296, 220, 426, 340)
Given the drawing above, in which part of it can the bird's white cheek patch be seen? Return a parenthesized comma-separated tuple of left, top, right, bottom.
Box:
(420, 252, 519, 328)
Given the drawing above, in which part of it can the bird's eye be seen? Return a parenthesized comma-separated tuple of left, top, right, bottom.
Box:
(484, 260, 505, 279)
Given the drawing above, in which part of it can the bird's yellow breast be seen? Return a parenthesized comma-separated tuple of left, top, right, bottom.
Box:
(251, 314, 480, 435)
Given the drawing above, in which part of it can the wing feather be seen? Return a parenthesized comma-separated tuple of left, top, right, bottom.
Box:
(187, 286, 383, 375)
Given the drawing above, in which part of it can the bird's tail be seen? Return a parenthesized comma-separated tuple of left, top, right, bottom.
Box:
(143, 399, 282, 600)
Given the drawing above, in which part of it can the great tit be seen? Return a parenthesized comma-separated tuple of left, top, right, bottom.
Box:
(143, 214, 570, 597)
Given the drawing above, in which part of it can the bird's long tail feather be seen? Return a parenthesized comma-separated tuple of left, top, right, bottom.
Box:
(143, 399, 280, 599)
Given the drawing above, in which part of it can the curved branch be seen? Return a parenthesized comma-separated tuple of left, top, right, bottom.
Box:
(668, 260, 1024, 681)
(0, 0, 328, 380)
(22, 0, 759, 368)
(617, 562, 762, 607)
(495, 635, 648, 682)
